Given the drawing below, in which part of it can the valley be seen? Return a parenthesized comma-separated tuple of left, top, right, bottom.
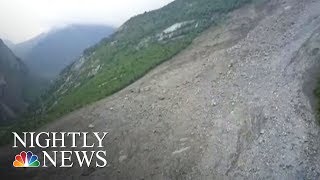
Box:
(1, 0, 320, 179)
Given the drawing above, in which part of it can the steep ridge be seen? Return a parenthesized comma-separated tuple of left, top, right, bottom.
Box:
(1, 0, 320, 179)
(0, 39, 29, 124)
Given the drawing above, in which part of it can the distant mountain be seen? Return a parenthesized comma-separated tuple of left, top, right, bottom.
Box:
(14, 25, 114, 79)
(0, 39, 30, 124)
(2, 39, 15, 49)
(13, 33, 47, 60)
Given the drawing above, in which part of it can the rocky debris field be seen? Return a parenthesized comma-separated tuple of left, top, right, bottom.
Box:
(2, 0, 320, 179)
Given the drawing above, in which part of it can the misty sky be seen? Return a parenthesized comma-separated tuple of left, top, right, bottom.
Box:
(0, 0, 174, 43)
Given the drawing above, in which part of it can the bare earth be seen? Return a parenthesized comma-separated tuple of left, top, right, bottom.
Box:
(1, 0, 320, 179)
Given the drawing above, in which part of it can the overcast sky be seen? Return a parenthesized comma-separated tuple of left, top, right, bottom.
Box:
(0, 0, 174, 44)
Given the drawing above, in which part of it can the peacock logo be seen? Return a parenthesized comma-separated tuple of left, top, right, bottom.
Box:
(13, 151, 40, 167)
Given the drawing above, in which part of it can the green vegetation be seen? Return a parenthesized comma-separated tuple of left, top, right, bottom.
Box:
(0, 0, 253, 145)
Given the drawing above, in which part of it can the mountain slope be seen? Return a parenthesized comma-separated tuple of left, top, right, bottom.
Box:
(35, 0, 251, 125)
(17, 25, 114, 79)
(2, 39, 15, 49)
(0, 39, 29, 124)
(1, 0, 320, 179)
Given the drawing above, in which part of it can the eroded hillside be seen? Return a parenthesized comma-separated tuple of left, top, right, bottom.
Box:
(28, 0, 251, 130)
(1, 0, 320, 179)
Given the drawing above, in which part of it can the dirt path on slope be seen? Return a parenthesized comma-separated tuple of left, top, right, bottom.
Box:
(2, 0, 320, 179)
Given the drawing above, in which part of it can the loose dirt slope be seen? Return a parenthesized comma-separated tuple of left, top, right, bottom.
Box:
(2, 0, 320, 179)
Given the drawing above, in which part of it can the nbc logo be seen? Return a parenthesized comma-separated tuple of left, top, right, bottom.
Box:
(13, 151, 40, 167)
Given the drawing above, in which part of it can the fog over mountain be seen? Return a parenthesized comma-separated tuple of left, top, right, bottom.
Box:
(0, 0, 174, 43)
